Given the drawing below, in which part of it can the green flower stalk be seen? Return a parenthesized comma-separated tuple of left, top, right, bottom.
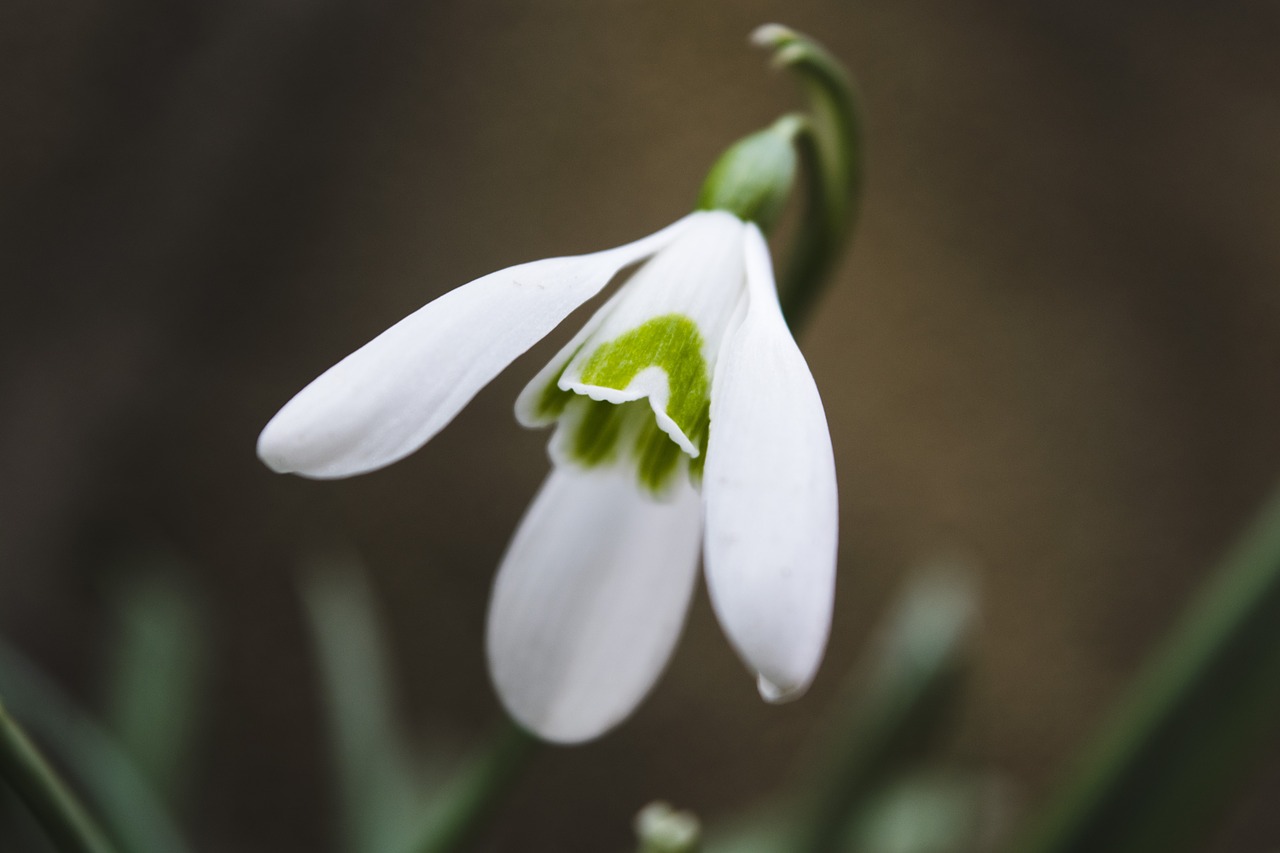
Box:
(750, 24, 864, 328)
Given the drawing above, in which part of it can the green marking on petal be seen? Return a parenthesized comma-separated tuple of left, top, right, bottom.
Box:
(534, 375, 573, 421)
(548, 314, 716, 494)
(687, 423, 710, 485)
(559, 396, 701, 496)
(577, 314, 712, 453)
(635, 419, 685, 495)
(569, 399, 628, 466)
(532, 359, 575, 421)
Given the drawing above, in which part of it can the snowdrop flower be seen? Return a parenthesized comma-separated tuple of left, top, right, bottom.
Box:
(258, 208, 837, 742)
(259, 25, 859, 742)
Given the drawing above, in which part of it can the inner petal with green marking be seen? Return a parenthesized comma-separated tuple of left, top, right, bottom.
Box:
(511, 209, 749, 496)
(574, 313, 711, 455)
(533, 314, 714, 495)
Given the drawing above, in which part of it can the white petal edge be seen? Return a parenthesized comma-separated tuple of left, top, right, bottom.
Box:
(512, 273, 628, 429)
(486, 465, 702, 743)
(257, 215, 703, 479)
(702, 224, 838, 703)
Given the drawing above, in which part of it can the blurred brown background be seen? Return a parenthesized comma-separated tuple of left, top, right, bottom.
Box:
(3, 1, 1280, 851)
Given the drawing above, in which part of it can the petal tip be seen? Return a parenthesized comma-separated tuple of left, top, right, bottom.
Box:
(497, 699, 606, 745)
(757, 673, 809, 704)
(255, 407, 378, 480)
(255, 421, 296, 475)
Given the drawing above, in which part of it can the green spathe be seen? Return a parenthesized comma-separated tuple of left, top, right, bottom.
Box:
(697, 116, 800, 230)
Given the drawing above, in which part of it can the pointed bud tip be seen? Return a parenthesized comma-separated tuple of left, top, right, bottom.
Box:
(751, 23, 795, 48)
(697, 124, 798, 229)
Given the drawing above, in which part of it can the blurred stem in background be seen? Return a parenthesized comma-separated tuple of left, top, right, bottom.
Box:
(1012, 487, 1280, 853)
(0, 607, 194, 850)
(0, 698, 117, 853)
(301, 553, 539, 853)
(793, 568, 977, 853)
(702, 565, 987, 853)
(702, 480, 1280, 853)
(104, 569, 207, 813)
(403, 724, 538, 853)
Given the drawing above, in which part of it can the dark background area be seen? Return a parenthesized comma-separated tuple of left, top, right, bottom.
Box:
(3, 1, 1280, 851)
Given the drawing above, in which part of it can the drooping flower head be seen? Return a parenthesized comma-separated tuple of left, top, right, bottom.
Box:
(257, 25, 861, 742)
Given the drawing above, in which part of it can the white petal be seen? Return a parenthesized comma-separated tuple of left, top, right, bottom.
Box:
(702, 224, 838, 702)
(257, 216, 699, 479)
(486, 466, 702, 743)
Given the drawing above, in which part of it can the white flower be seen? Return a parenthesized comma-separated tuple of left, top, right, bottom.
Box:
(258, 210, 838, 743)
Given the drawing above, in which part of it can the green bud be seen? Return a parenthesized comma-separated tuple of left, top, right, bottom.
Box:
(696, 115, 802, 231)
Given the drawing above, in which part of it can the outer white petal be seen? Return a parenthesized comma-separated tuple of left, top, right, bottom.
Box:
(257, 216, 699, 479)
(487, 466, 702, 743)
(702, 224, 838, 702)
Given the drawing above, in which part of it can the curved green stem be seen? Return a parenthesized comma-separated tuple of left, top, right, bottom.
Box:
(406, 723, 540, 853)
(0, 698, 117, 853)
(752, 24, 865, 330)
(778, 122, 835, 331)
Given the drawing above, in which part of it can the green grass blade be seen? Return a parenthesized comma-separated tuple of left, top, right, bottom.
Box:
(0, 697, 116, 853)
(104, 569, 207, 807)
(1013, 487, 1280, 853)
(0, 642, 192, 853)
(795, 566, 978, 853)
(300, 553, 423, 853)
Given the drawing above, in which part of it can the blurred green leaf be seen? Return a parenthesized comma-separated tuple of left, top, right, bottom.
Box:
(0, 642, 192, 853)
(701, 817, 795, 853)
(300, 551, 539, 853)
(794, 565, 978, 853)
(0, 697, 117, 853)
(705, 565, 979, 853)
(104, 568, 207, 807)
(0, 780, 57, 851)
(846, 771, 1001, 853)
(399, 723, 537, 853)
(300, 554, 424, 853)
(1013, 487, 1280, 853)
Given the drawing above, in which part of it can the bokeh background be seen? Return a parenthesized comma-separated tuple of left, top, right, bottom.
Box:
(3, 1, 1280, 851)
